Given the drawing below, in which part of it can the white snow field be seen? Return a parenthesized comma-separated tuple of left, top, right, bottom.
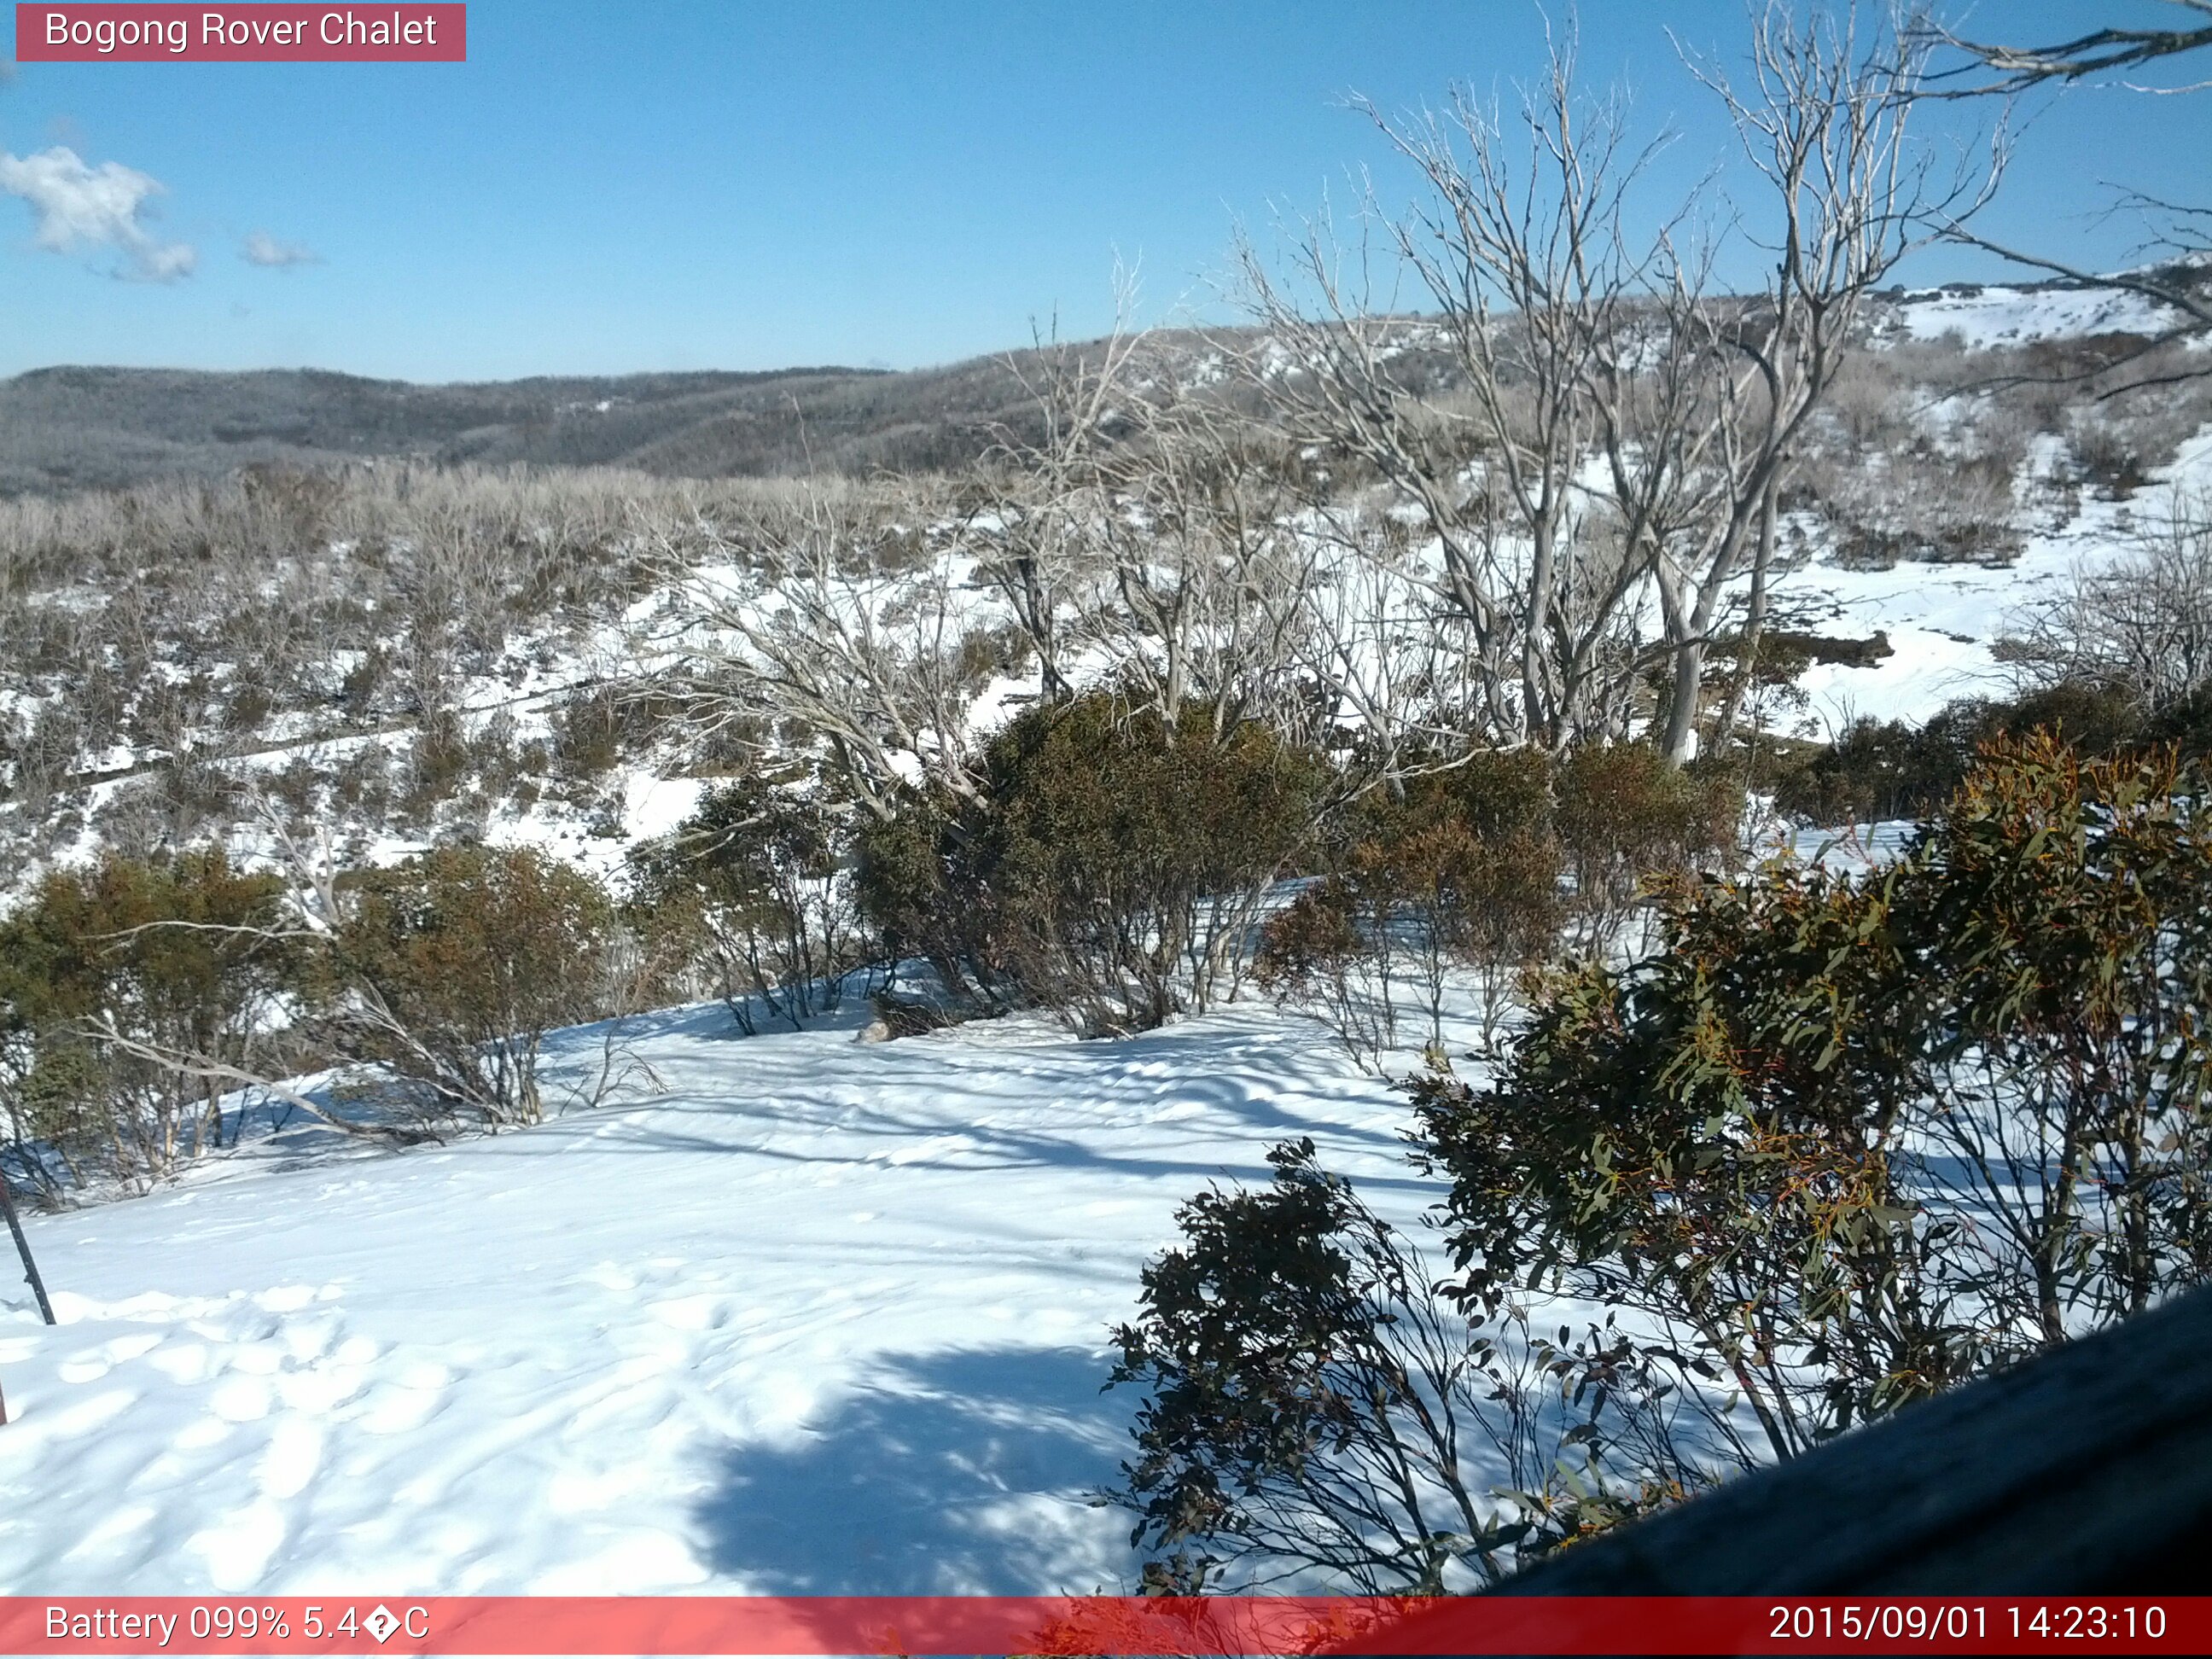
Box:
(0, 998, 1420, 1595)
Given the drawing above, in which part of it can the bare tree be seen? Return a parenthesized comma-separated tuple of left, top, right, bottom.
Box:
(1640, 3, 2001, 760)
(1931, 2, 2212, 94)
(647, 479, 1003, 823)
(970, 295, 1148, 708)
(1236, 12, 1995, 765)
(1923, 3, 2212, 379)
(1999, 487, 2212, 706)
(1080, 390, 1330, 745)
(1294, 515, 1500, 789)
(1234, 31, 1673, 751)
(970, 287, 1340, 753)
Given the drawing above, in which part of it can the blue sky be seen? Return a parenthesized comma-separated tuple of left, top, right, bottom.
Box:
(3, 1, 2208, 381)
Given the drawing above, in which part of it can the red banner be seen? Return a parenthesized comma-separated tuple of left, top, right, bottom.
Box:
(12, 5, 465, 61)
(0, 1596, 2204, 1656)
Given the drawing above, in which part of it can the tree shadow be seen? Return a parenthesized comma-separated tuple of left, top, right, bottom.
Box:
(693, 1346, 1142, 1594)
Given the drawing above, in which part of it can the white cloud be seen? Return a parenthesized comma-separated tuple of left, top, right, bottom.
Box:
(0, 145, 196, 281)
(241, 230, 320, 269)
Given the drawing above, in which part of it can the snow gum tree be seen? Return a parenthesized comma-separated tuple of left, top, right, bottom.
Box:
(1235, 6, 2000, 763)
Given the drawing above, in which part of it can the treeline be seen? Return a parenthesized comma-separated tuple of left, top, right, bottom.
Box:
(5, 262, 2209, 887)
(0, 357, 1040, 495)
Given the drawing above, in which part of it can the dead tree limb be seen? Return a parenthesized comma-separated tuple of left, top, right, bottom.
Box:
(0, 1175, 55, 1328)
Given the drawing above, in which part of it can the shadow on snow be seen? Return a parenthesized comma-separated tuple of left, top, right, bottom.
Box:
(692, 1345, 1142, 1595)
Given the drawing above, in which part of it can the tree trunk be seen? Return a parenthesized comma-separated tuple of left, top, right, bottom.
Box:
(1662, 636, 1707, 765)
(1713, 478, 1783, 751)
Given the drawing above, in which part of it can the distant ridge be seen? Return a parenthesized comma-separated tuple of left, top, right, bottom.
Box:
(0, 356, 1054, 495)
(9, 268, 2201, 498)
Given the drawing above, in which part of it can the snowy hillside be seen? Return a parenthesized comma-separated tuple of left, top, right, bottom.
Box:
(1889, 280, 2187, 348)
(5, 268, 2212, 1598)
(1782, 423, 2212, 729)
(0, 1000, 1420, 1595)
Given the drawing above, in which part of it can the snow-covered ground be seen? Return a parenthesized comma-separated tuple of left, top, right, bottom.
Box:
(1777, 424, 2212, 731)
(0, 999, 1418, 1595)
(1893, 281, 2183, 348)
(5, 275, 2209, 1597)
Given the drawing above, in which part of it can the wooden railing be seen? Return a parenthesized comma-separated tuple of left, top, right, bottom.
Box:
(1468, 1285, 2212, 1596)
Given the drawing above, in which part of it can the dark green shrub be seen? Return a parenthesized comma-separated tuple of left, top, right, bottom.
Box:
(1256, 819, 1563, 1066)
(1253, 875, 1400, 1068)
(401, 707, 472, 822)
(853, 786, 1014, 1008)
(549, 686, 632, 781)
(322, 846, 615, 1128)
(2142, 685, 2212, 758)
(0, 850, 292, 1190)
(1553, 742, 1739, 946)
(1447, 747, 1557, 842)
(1770, 711, 1973, 825)
(1337, 745, 1554, 858)
(981, 696, 1326, 1033)
(858, 695, 1327, 1033)
(1410, 860, 1961, 1472)
(631, 772, 872, 1034)
(1451, 826, 1569, 1049)
(341, 647, 389, 719)
(1895, 736, 2212, 1341)
(1414, 734, 2212, 1467)
(1109, 1138, 1697, 1592)
(222, 678, 276, 734)
(1772, 682, 2150, 826)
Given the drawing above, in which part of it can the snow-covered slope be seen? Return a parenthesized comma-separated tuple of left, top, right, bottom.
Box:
(1769, 425, 2212, 731)
(0, 1000, 1415, 1595)
(1892, 281, 2185, 348)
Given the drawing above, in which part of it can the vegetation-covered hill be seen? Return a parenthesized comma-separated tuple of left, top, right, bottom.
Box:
(0, 352, 1085, 493)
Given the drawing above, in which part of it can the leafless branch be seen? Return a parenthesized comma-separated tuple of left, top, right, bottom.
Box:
(1924, 2, 2212, 96)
